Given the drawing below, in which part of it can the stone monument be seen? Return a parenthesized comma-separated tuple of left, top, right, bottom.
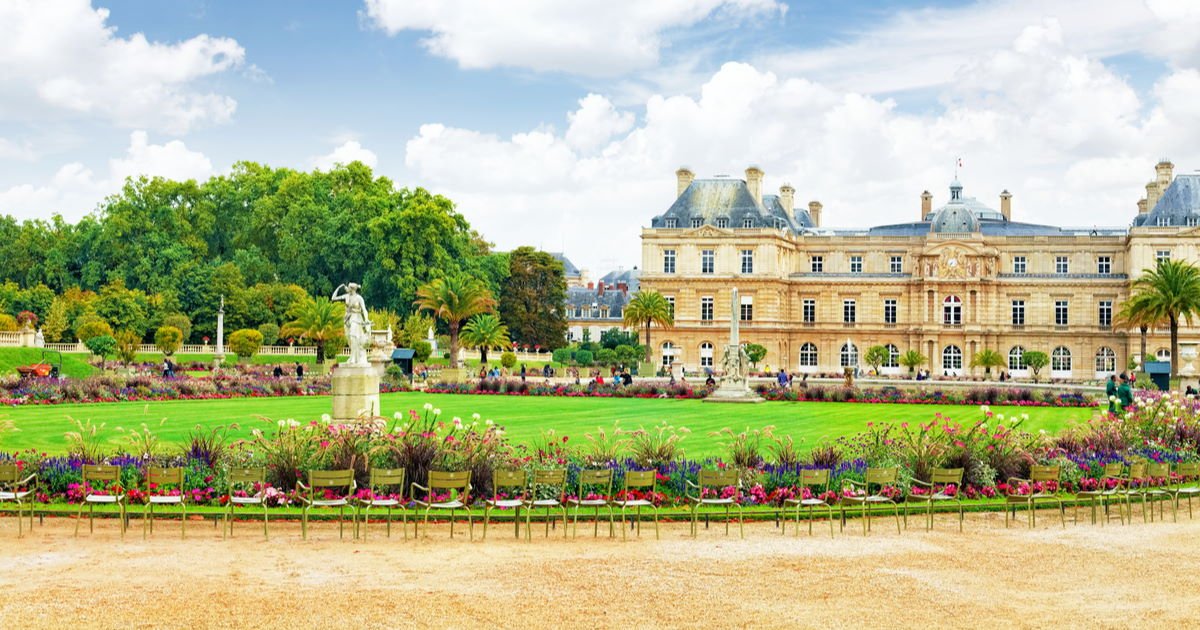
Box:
(213, 295, 226, 371)
(330, 282, 380, 420)
(704, 287, 763, 403)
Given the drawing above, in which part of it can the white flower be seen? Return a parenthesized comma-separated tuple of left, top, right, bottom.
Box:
(980, 404, 990, 414)
(320, 414, 332, 424)
(485, 419, 494, 427)
(423, 403, 433, 411)
(433, 408, 442, 416)
(287, 419, 300, 428)
(452, 417, 463, 428)
(472, 413, 481, 421)
(277, 420, 286, 427)
(394, 411, 403, 420)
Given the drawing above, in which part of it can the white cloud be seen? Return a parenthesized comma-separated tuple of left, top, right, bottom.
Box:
(0, 0, 245, 133)
(313, 140, 379, 170)
(361, 0, 785, 76)
(405, 24, 1200, 273)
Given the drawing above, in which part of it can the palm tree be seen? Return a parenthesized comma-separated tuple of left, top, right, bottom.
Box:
(414, 275, 497, 368)
(899, 349, 927, 376)
(282, 297, 344, 364)
(622, 291, 674, 363)
(1127, 259, 1200, 379)
(970, 348, 1005, 377)
(460, 313, 510, 364)
(1115, 291, 1165, 372)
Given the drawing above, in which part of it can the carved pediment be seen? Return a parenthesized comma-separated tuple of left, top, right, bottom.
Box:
(687, 224, 733, 238)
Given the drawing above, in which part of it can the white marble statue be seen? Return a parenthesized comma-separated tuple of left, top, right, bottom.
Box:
(332, 282, 371, 366)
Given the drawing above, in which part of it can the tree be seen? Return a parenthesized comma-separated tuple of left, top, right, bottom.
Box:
(970, 348, 1005, 376)
(85, 334, 116, 369)
(622, 291, 674, 363)
(257, 322, 280, 346)
(398, 313, 434, 347)
(76, 318, 113, 342)
(1023, 351, 1049, 383)
(115, 330, 140, 366)
(1115, 292, 1162, 371)
(0, 314, 17, 332)
(595, 348, 617, 365)
(154, 326, 183, 356)
(552, 347, 572, 366)
(498, 247, 567, 349)
(575, 349, 594, 366)
(744, 343, 767, 369)
(500, 351, 517, 369)
(614, 344, 640, 367)
(94, 280, 150, 338)
(600, 327, 639, 349)
(864, 345, 889, 374)
(282, 297, 344, 364)
(228, 328, 265, 360)
(161, 313, 192, 343)
(412, 340, 432, 363)
(899, 349, 927, 375)
(414, 275, 496, 369)
(43, 298, 70, 343)
(1123, 260, 1200, 378)
(460, 313, 511, 364)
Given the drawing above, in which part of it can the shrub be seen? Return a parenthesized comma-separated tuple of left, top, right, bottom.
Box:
(552, 347, 572, 365)
(115, 330, 140, 366)
(257, 322, 280, 346)
(84, 334, 116, 363)
(154, 325, 183, 356)
(582, 421, 630, 464)
(500, 351, 517, 368)
(0, 313, 17, 332)
(76, 318, 113, 343)
(412, 340, 432, 362)
(161, 313, 192, 343)
(575, 349, 594, 366)
(711, 425, 774, 470)
(228, 328, 265, 360)
(614, 344, 639, 366)
(16, 310, 38, 327)
(622, 420, 689, 467)
(595, 348, 616, 365)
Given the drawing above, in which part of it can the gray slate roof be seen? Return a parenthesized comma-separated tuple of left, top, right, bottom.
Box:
(549, 252, 581, 277)
(650, 178, 814, 232)
(1135, 174, 1200, 227)
(599, 268, 640, 292)
(565, 286, 630, 316)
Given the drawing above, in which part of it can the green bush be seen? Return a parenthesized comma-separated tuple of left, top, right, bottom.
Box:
(76, 318, 113, 343)
(0, 314, 17, 332)
(500, 351, 517, 368)
(575, 349, 594, 366)
(257, 322, 280, 346)
(552, 347, 572, 365)
(115, 330, 140, 366)
(412, 340, 432, 362)
(161, 313, 192, 343)
(154, 325, 183, 356)
(228, 328, 265, 360)
(84, 334, 116, 362)
(595, 348, 616, 365)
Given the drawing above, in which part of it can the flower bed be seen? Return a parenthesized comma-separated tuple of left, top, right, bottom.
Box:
(0, 374, 409, 406)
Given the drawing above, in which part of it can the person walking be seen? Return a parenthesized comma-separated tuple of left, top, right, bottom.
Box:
(520, 364, 527, 382)
(1105, 374, 1118, 414)
(1117, 373, 1134, 411)
(777, 367, 789, 389)
(295, 362, 304, 381)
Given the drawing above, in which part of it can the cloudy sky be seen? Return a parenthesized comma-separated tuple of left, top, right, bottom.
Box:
(2, 0, 1199, 275)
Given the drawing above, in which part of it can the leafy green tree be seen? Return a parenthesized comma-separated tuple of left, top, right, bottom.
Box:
(600, 327, 639, 349)
(744, 343, 767, 369)
(399, 313, 434, 347)
(95, 280, 149, 338)
(614, 344, 640, 366)
(595, 348, 617, 365)
(971, 348, 1005, 376)
(154, 326, 183, 356)
(899, 349, 927, 375)
(281, 297, 344, 364)
(257, 322, 280, 346)
(115, 330, 140, 366)
(43, 298, 70, 343)
(575, 349, 594, 366)
(0, 314, 17, 332)
(622, 291, 674, 363)
(460, 313, 511, 364)
(552, 347, 573, 366)
(1127, 259, 1200, 378)
(498, 247, 567, 350)
(500, 351, 517, 369)
(76, 318, 113, 343)
(1115, 292, 1163, 370)
(864, 345, 889, 374)
(85, 334, 116, 369)
(1023, 351, 1049, 382)
(228, 329, 265, 360)
(411, 340, 432, 363)
(414, 275, 496, 369)
(161, 313, 192, 344)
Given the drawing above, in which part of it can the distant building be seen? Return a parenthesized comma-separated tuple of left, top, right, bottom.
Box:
(565, 267, 640, 343)
(549, 252, 586, 288)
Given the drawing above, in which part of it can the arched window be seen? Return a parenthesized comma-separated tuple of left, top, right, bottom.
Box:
(942, 345, 963, 370)
(943, 295, 962, 326)
(1156, 348, 1171, 361)
(660, 341, 675, 367)
(1095, 347, 1116, 373)
(1052, 346, 1072, 371)
(798, 343, 818, 367)
(840, 343, 858, 367)
(883, 344, 900, 368)
(1008, 346, 1026, 371)
(700, 342, 714, 368)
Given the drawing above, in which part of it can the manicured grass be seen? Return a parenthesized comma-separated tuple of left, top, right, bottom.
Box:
(0, 392, 1098, 458)
(0, 348, 98, 378)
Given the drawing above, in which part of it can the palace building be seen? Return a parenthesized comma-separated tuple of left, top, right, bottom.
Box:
(638, 161, 1200, 379)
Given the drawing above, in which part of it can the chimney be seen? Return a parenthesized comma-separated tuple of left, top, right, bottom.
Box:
(745, 166, 764, 205)
(1146, 181, 1160, 212)
(921, 190, 932, 220)
(1000, 190, 1012, 221)
(779, 183, 795, 214)
(675, 167, 694, 197)
(587, 282, 594, 289)
(597, 283, 605, 297)
(1137, 198, 1148, 214)
(1156, 159, 1174, 190)
(808, 201, 823, 228)
(617, 281, 628, 295)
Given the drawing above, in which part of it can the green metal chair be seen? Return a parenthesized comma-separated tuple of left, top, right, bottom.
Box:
(143, 466, 186, 539)
(298, 469, 356, 540)
(357, 468, 406, 540)
(524, 468, 569, 539)
(567, 469, 614, 538)
(0, 463, 36, 538)
(1172, 462, 1200, 520)
(840, 467, 902, 535)
(75, 464, 127, 537)
(782, 468, 836, 538)
(906, 468, 965, 531)
(1115, 460, 1149, 523)
(1004, 465, 1065, 528)
(612, 470, 659, 540)
(1073, 462, 1125, 525)
(412, 470, 473, 539)
(484, 469, 528, 540)
(225, 467, 270, 539)
(1140, 462, 1174, 522)
(686, 468, 744, 538)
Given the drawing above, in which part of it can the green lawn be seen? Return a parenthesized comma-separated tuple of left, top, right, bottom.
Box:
(0, 392, 1098, 458)
(0, 348, 97, 378)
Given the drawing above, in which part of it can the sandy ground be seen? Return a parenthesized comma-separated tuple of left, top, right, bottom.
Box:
(1, 507, 1198, 629)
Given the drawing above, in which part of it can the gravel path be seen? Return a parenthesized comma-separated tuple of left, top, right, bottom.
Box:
(1, 508, 1197, 629)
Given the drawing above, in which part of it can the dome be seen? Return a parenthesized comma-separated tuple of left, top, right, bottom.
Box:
(930, 206, 980, 233)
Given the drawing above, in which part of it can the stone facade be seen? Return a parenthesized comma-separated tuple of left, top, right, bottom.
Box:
(639, 162, 1200, 380)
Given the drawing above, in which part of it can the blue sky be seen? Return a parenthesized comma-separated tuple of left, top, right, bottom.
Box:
(1, 0, 1199, 274)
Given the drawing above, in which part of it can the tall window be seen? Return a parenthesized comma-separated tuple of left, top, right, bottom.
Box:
(883, 299, 897, 324)
(1055, 300, 1069, 326)
(811, 256, 824, 273)
(1011, 300, 1025, 326)
(1097, 256, 1111, 275)
(690, 217, 703, 228)
(742, 217, 755, 228)
(1098, 300, 1112, 328)
(840, 343, 858, 367)
(843, 300, 856, 324)
(700, 297, 713, 321)
(798, 343, 818, 367)
(942, 345, 963, 371)
(661, 341, 674, 367)
(716, 218, 728, 228)
(1008, 346, 1026, 371)
(1052, 346, 1072, 371)
(664, 218, 677, 228)
(665, 296, 675, 319)
(740, 249, 754, 274)
(1157, 348, 1171, 361)
(700, 250, 714, 274)
(699, 342, 714, 368)
(1055, 256, 1069, 274)
(850, 255, 863, 274)
(890, 256, 903, 273)
(802, 299, 816, 323)
(943, 295, 962, 326)
(1013, 255, 1027, 274)
(1095, 347, 1116, 373)
(662, 249, 676, 274)
(1157, 249, 1171, 263)
(883, 344, 900, 368)
(739, 297, 753, 321)
(1157, 216, 1170, 227)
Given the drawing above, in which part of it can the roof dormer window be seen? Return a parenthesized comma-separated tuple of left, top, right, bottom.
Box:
(1188, 216, 1199, 227)
(664, 218, 677, 228)
(742, 218, 755, 228)
(1157, 216, 1169, 227)
(691, 217, 703, 228)
(715, 217, 729, 228)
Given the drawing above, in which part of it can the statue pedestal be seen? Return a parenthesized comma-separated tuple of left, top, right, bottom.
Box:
(704, 383, 764, 403)
(703, 343, 763, 404)
(332, 364, 380, 422)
